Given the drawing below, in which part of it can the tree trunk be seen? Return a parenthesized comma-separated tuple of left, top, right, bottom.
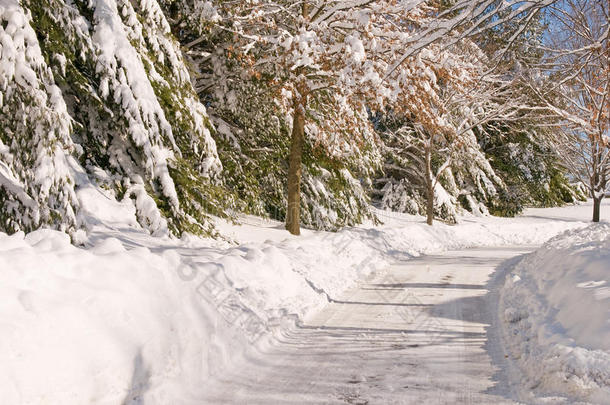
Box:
(591, 163, 605, 222)
(285, 4, 308, 236)
(425, 145, 434, 226)
(426, 184, 434, 226)
(285, 96, 306, 235)
(593, 195, 602, 222)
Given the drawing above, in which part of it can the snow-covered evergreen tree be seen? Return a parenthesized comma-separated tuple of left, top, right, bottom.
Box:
(478, 119, 585, 216)
(0, 0, 79, 234)
(0, 0, 232, 236)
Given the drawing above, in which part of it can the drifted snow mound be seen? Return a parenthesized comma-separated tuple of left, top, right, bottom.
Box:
(0, 225, 382, 404)
(500, 224, 610, 403)
(0, 230, 241, 404)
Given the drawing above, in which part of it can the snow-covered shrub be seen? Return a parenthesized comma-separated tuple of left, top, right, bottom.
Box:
(479, 124, 585, 216)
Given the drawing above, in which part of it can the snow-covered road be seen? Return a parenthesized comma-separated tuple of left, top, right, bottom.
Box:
(203, 246, 534, 404)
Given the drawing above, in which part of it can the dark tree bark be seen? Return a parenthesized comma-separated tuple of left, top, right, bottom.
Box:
(285, 3, 309, 236)
(425, 144, 434, 226)
(593, 196, 602, 222)
(285, 95, 307, 235)
(590, 156, 606, 223)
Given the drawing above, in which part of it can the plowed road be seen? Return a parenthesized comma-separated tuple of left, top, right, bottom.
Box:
(203, 247, 532, 404)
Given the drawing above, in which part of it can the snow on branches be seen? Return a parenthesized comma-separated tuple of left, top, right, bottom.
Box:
(0, 0, 574, 236)
(0, 0, 79, 233)
(17, 0, 228, 236)
(178, 0, 562, 231)
(530, 0, 609, 221)
(195, 1, 476, 232)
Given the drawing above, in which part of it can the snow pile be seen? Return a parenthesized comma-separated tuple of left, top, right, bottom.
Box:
(0, 227, 385, 404)
(500, 224, 610, 403)
(0, 185, 388, 403)
(0, 230, 233, 404)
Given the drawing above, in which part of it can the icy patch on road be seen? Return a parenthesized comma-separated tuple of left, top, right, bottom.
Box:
(500, 224, 610, 403)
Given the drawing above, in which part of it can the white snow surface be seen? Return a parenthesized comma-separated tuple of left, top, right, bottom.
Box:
(500, 223, 610, 404)
(0, 188, 607, 403)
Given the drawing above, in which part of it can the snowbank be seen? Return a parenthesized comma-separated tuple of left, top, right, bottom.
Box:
(0, 192, 387, 403)
(0, 226, 391, 403)
(0, 230, 234, 404)
(0, 193, 599, 403)
(500, 224, 610, 403)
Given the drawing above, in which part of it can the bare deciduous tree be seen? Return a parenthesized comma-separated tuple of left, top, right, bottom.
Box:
(531, 0, 609, 221)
